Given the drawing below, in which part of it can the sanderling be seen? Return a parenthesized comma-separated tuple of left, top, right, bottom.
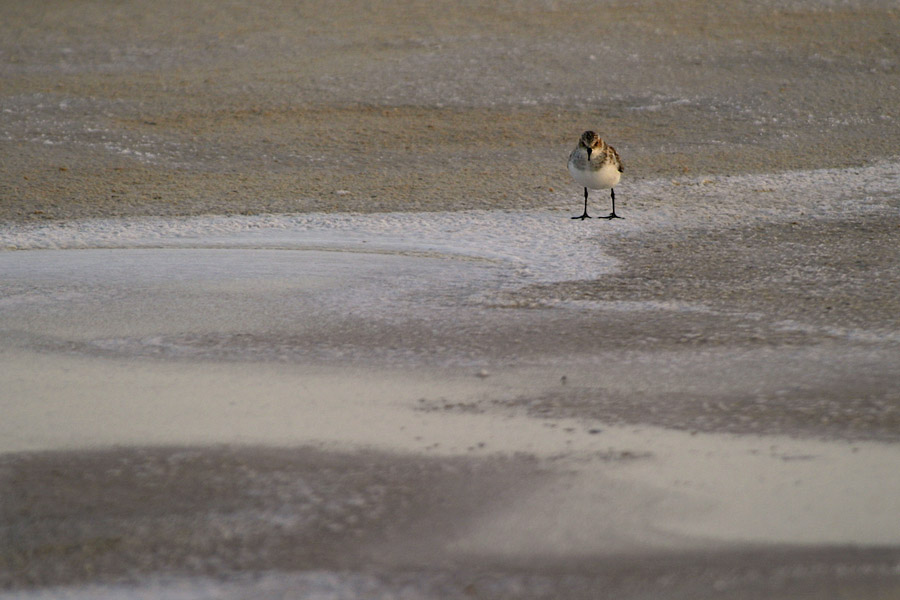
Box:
(567, 130, 624, 220)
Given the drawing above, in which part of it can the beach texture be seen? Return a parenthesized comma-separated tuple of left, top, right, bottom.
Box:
(2, 1, 900, 598)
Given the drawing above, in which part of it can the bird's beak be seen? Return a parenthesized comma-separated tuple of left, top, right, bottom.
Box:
(586, 148, 592, 160)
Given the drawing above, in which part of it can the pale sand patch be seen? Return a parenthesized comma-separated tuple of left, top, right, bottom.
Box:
(450, 431, 900, 557)
(3, 350, 899, 553)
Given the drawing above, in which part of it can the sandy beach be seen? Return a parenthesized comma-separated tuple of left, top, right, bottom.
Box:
(2, 1, 900, 598)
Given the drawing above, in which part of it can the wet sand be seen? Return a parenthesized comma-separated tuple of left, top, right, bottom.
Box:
(2, 0, 900, 598)
(4, 444, 899, 599)
(3, 211, 899, 599)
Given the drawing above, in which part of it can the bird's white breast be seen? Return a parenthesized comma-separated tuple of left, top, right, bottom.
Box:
(568, 158, 621, 190)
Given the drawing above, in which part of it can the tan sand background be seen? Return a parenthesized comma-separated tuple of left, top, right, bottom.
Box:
(2, 0, 899, 220)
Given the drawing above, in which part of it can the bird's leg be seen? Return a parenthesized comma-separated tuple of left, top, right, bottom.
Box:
(572, 187, 592, 220)
(599, 188, 623, 219)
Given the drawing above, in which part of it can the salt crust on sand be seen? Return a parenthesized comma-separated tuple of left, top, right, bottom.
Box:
(3, 160, 898, 271)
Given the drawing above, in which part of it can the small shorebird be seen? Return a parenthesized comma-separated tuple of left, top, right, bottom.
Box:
(567, 130, 624, 220)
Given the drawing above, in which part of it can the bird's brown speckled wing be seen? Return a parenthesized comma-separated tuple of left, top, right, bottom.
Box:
(608, 144, 624, 173)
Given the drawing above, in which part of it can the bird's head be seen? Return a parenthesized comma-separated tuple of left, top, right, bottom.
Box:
(580, 130, 601, 159)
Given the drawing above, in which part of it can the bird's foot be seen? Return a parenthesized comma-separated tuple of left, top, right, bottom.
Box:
(571, 213, 592, 220)
(598, 213, 623, 220)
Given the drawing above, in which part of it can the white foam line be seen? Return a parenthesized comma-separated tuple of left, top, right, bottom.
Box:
(2, 160, 897, 286)
(619, 158, 900, 229)
(1, 210, 616, 285)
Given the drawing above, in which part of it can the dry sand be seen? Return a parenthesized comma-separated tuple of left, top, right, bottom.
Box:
(2, 0, 899, 220)
(2, 1, 900, 598)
